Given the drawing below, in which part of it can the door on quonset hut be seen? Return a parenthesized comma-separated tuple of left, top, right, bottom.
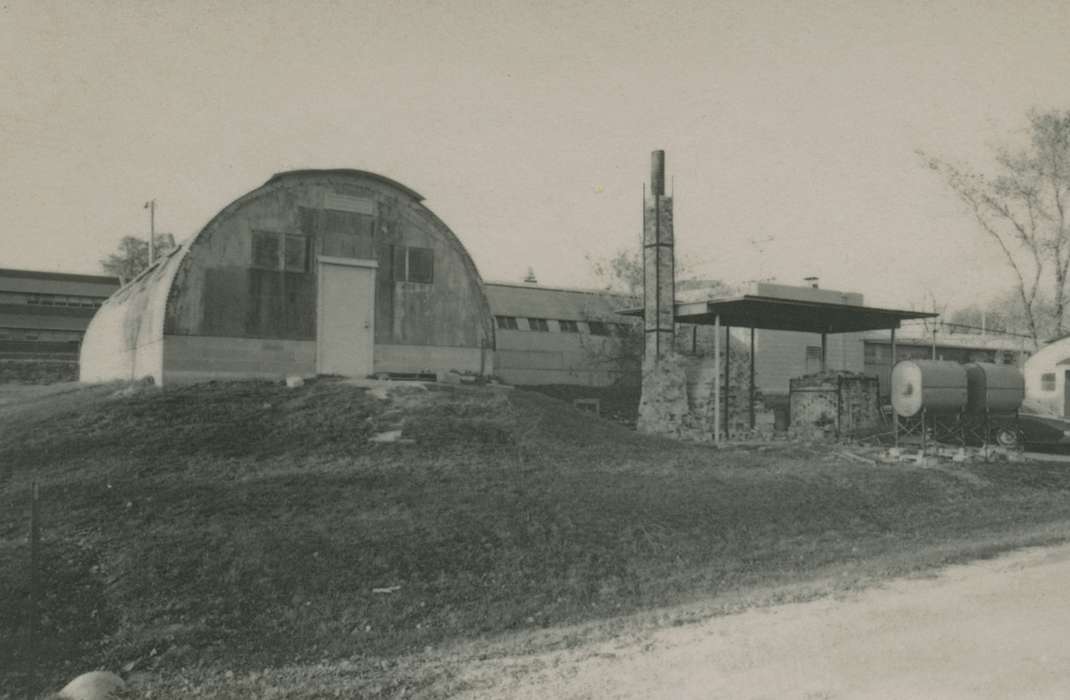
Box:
(316, 257, 377, 377)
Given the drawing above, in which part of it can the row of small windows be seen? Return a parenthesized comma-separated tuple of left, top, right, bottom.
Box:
(0, 291, 105, 308)
(0, 328, 82, 341)
(251, 231, 434, 285)
(495, 315, 629, 336)
(863, 343, 1019, 366)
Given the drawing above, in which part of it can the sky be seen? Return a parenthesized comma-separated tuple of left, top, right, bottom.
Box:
(3, 0, 1070, 309)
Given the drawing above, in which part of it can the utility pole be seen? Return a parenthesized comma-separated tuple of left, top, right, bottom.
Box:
(144, 200, 156, 266)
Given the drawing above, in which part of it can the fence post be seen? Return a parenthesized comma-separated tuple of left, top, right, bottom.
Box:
(27, 480, 40, 700)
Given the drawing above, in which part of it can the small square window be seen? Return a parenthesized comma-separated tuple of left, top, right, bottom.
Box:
(496, 316, 518, 330)
(558, 320, 579, 333)
(392, 246, 434, 284)
(252, 231, 280, 269)
(528, 318, 549, 332)
(1042, 372, 1056, 392)
(407, 247, 434, 284)
(587, 321, 609, 336)
(805, 345, 823, 373)
(864, 343, 888, 364)
(284, 235, 307, 271)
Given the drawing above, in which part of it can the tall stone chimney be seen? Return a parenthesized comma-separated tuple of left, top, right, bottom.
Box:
(643, 150, 675, 364)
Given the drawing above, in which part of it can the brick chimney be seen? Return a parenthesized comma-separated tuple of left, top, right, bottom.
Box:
(643, 150, 675, 363)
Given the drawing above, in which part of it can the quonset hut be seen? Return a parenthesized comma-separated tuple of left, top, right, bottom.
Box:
(80, 170, 495, 384)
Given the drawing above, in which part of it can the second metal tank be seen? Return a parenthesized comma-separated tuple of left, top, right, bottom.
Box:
(964, 362, 1025, 414)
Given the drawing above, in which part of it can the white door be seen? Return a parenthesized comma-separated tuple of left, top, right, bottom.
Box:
(317, 256, 377, 377)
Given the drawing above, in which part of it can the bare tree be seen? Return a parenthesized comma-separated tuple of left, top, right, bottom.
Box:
(945, 286, 1056, 339)
(585, 248, 644, 295)
(581, 247, 747, 379)
(920, 110, 1070, 349)
(100, 234, 176, 284)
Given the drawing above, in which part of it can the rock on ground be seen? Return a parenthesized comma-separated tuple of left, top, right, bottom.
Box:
(57, 671, 126, 700)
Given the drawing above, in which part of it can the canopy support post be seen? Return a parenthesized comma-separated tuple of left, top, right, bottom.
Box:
(821, 332, 828, 372)
(749, 326, 756, 431)
(714, 314, 721, 445)
(891, 326, 898, 446)
(724, 325, 731, 440)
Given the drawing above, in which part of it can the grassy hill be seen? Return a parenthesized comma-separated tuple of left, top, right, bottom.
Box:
(5, 379, 1070, 697)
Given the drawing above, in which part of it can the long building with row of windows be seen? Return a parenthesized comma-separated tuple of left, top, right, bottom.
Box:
(0, 268, 118, 361)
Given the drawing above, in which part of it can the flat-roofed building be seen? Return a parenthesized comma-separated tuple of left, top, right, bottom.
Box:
(863, 330, 1032, 399)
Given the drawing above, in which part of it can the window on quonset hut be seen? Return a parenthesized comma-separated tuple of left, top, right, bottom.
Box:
(252, 231, 309, 272)
(284, 235, 308, 272)
(407, 247, 434, 284)
(392, 245, 435, 284)
(496, 316, 519, 330)
(587, 321, 610, 336)
(321, 209, 375, 259)
(528, 318, 549, 332)
(1042, 373, 1056, 392)
(252, 231, 281, 269)
(558, 320, 579, 333)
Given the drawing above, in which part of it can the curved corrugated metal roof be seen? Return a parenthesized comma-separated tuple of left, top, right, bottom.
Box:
(265, 169, 424, 202)
(484, 282, 636, 322)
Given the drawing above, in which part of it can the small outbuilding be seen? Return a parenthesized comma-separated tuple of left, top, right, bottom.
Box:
(1023, 337, 1070, 416)
(81, 169, 496, 384)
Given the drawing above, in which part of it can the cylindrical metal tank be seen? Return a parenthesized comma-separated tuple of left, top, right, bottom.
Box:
(891, 360, 968, 418)
(964, 362, 1025, 414)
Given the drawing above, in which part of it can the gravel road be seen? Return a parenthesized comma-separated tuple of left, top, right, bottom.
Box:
(453, 544, 1070, 699)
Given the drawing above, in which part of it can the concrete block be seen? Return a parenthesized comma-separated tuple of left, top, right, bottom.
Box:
(58, 671, 125, 700)
(438, 370, 462, 384)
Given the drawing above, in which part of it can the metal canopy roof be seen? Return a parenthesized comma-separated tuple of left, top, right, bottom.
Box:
(620, 294, 938, 333)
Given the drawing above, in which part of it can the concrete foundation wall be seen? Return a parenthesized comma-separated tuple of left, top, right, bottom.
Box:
(162, 335, 315, 383)
(496, 367, 623, 387)
(374, 343, 489, 376)
(154, 336, 489, 384)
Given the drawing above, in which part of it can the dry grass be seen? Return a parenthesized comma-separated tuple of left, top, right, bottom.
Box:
(4, 379, 1070, 698)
